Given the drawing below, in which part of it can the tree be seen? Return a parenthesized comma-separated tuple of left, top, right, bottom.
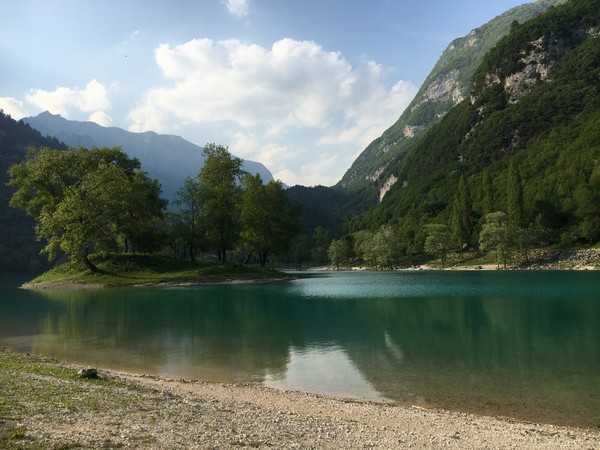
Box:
(9, 148, 165, 271)
(479, 212, 510, 269)
(506, 161, 524, 234)
(328, 238, 352, 270)
(240, 174, 298, 266)
(506, 161, 527, 261)
(120, 171, 166, 254)
(175, 177, 204, 262)
(361, 225, 401, 269)
(289, 234, 312, 269)
(480, 169, 494, 216)
(450, 174, 473, 252)
(352, 230, 373, 263)
(311, 226, 331, 265)
(424, 224, 451, 267)
(199, 143, 243, 263)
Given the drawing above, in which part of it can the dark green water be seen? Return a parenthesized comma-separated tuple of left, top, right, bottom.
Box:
(2, 271, 600, 427)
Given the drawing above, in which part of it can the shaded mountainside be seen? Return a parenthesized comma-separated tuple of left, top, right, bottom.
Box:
(0, 112, 66, 272)
(357, 0, 600, 246)
(24, 112, 273, 201)
(338, 0, 565, 198)
(285, 185, 369, 233)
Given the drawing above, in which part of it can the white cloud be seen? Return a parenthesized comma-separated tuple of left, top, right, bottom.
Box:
(0, 97, 29, 120)
(26, 79, 110, 118)
(128, 38, 417, 186)
(222, 0, 249, 17)
(88, 111, 113, 126)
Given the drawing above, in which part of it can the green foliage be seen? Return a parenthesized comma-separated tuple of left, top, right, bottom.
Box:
(9, 147, 165, 270)
(506, 161, 524, 233)
(348, 0, 600, 257)
(480, 169, 494, 215)
(241, 174, 298, 266)
(328, 238, 352, 270)
(424, 224, 452, 266)
(450, 175, 473, 250)
(479, 212, 510, 268)
(311, 226, 331, 265)
(173, 177, 204, 262)
(199, 143, 243, 263)
(360, 225, 402, 268)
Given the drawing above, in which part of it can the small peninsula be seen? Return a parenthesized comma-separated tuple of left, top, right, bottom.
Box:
(22, 254, 291, 290)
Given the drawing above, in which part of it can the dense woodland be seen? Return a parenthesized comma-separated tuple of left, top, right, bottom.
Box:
(8, 143, 298, 271)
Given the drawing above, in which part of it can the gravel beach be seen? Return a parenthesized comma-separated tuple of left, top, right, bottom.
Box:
(2, 350, 600, 449)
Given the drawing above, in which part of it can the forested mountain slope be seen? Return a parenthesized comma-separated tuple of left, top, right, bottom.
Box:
(25, 112, 273, 201)
(354, 0, 600, 250)
(0, 112, 66, 271)
(338, 0, 565, 198)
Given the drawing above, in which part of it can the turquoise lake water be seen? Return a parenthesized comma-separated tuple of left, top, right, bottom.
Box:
(1, 271, 600, 426)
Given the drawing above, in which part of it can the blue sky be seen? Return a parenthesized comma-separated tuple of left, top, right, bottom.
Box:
(1, 0, 531, 185)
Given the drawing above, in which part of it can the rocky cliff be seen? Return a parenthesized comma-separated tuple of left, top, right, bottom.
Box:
(338, 0, 566, 199)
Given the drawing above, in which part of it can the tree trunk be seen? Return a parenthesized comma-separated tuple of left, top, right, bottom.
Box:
(82, 254, 99, 273)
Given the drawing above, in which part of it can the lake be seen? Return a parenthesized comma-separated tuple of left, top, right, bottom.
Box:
(2, 271, 600, 427)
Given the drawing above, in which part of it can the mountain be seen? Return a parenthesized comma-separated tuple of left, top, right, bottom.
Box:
(338, 0, 566, 199)
(24, 112, 274, 201)
(0, 111, 66, 272)
(356, 0, 600, 246)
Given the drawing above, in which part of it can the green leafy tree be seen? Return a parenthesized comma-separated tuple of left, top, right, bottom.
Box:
(352, 230, 373, 263)
(479, 212, 510, 269)
(506, 162, 524, 234)
(9, 148, 165, 271)
(424, 224, 451, 267)
(361, 225, 400, 269)
(328, 239, 352, 270)
(289, 234, 312, 269)
(450, 174, 473, 252)
(480, 169, 494, 216)
(506, 161, 528, 261)
(175, 177, 204, 262)
(573, 166, 600, 243)
(311, 226, 331, 265)
(240, 174, 298, 266)
(199, 143, 243, 263)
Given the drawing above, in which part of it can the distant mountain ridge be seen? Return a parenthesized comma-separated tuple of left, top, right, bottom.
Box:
(337, 0, 566, 197)
(24, 112, 273, 201)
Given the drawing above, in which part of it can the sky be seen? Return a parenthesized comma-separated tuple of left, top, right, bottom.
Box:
(1, 0, 532, 186)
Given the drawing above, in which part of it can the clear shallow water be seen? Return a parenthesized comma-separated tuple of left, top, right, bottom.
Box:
(1, 271, 600, 427)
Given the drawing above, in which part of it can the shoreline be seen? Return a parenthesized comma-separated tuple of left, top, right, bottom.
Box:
(314, 265, 600, 272)
(2, 349, 599, 448)
(21, 276, 294, 290)
(316, 248, 600, 272)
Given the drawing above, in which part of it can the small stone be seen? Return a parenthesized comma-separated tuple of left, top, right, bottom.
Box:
(78, 368, 99, 379)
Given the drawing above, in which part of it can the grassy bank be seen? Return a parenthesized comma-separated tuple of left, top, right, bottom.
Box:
(23, 254, 290, 289)
(0, 350, 143, 449)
